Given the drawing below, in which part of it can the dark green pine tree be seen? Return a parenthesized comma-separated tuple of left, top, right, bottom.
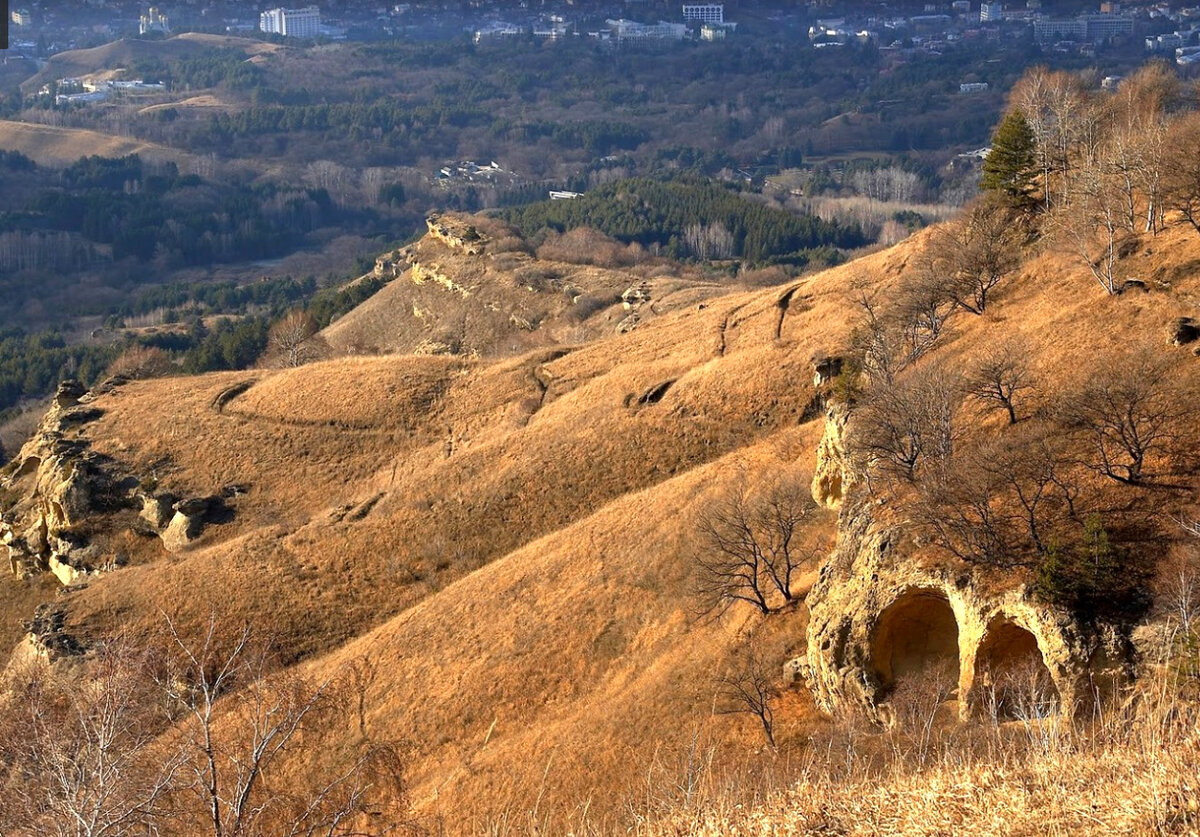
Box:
(980, 109, 1038, 210)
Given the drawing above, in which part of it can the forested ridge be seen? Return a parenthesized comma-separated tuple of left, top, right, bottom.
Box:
(503, 178, 868, 265)
(1, 154, 335, 268)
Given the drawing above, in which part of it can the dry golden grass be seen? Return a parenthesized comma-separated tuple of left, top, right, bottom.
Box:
(637, 679, 1200, 837)
(137, 94, 236, 116)
(9, 217, 1200, 831)
(322, 218, 728, 357)
(0, 120, 195, 168)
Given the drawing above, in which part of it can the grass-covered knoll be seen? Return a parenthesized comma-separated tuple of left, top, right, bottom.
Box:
(320, 214, 730, 359)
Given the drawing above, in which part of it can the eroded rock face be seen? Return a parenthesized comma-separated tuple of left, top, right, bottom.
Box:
(425, 214, 486, 255)
(812, 355, 844, 387)
(139, 493, 177, 529)
(411, 261, 472, 298)
(811, 404, 852, 510)
(16, 602, 86, 664)
(161, 498, 211, 552)
(1, 383, 111, 580)
(800, 396, 1132, 723)
(1, 382, 228, 583)
(803, 496, 1127, 723)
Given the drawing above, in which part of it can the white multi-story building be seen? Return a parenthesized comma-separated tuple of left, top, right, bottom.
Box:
(979, 2, 1003, 21)
(607, 19, 687, 40)
(11, 8, 33, 26)
(1033, 13, 1133, 42)
(682, 4, 723, 24)
(260, 6, 321, 38)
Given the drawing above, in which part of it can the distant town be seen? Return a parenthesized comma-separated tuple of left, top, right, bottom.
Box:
(4, 0, 1200, 64)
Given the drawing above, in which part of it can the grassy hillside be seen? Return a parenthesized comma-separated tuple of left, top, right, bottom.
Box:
(321, 215, 732, 357)
(20, 35, 280, 96)
(0, 120, 197, 168)
(3, 207, 1200, 832)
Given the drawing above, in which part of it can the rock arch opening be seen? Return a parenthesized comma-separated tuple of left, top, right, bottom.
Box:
(13, 456, 40, 480)
(870, 589, 960, 695)
(973, 619, 1058, 720)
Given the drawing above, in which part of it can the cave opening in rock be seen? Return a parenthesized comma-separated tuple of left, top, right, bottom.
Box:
(974, 619, 1058, 720)
(870, 589, 960, 694)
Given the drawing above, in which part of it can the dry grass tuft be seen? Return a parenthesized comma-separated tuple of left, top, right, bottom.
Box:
(636, 673, 1200, 837)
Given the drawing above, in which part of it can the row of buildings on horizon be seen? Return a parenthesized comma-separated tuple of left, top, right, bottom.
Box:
(472, 3, 735, 43)
(9, 0, 1200, 63)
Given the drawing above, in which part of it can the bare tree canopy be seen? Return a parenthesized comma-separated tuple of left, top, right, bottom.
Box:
(269, 309, 330, 368)
(715, 645, 779, 748)
(694, 473, 819, 615)
(926, 198, 1023, 315)
(1056, 350, 1189, 484)
(0, 637, 182, 837)
(915, 423, 1078, 569)
(0, 615, 410, 837)
(966, 339, 1036, 425)
(849, 364, 961, 484)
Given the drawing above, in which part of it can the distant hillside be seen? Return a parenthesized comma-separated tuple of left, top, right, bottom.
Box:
(0, 120, 197, 168)
(20, 34, 280, 96)
(322, 213, 733, 358)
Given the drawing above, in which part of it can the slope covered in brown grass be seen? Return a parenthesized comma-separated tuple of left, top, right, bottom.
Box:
(0, 120, 196, 168)
(6, 215, 1200, 831)
(20, 35, 280, 95)
(322, 216, 730, 358)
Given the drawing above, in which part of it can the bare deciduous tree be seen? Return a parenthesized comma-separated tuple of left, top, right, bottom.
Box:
(0, 637, 181, 837)
(1158, 553, 1200, 637)
(1053, 160, 1126, 295)
(269, 310, 328, 368)
(159, 615, 405, 837)
(967, 339, 1036, 425)
(894, 269, 958, 362)
(849, 364, 960, 483)
(683, 222, 734, 260)
(1057, 351, 1187, 484)
(848, 275, 955, 387)
(915, 425, 1078, 569)
(928, 198, 1023, 315)
(848, 287, 903, 385)
(1114, 62, 1181, 234)
(1010, 67, 1094, 209)
(694, 474, 818, 615)
(1164, 113, 1200, 236)
(1009, 66, 1057, 212)
(107, 345, 174, 380)
(715, 646, 778, 748)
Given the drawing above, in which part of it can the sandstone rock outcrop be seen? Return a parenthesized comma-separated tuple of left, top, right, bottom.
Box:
(811, 355, 844, 387)
(810, 403, 852, 510)
(19, 602, 86, 663)
(1, 381, 229, 583)
(1, 382, 113, 580)
(426, 213, 487, 255)
(161, 497, 212, 552)
(802, 417, 1128, 723)
(411, 261, 472, 298)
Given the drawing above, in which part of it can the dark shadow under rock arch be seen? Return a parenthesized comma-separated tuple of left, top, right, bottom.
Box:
(973, 618, 1059, 720)
(870, 589, 960, 695)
